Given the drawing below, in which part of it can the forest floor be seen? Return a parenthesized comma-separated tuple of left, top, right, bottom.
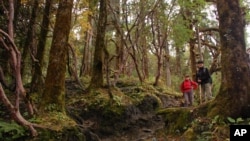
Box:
(66, 78, 233, 141)
(65, 79, 196, 141)
(0, 79, 230, 141)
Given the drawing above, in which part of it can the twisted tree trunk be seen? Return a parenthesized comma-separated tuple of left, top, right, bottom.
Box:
(0, 29, 37, 136)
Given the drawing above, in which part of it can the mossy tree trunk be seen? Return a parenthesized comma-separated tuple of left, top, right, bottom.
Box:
(30, 0, 53, 93)
(40, 0, 73, 113)
(208, 0, 250, 118)
(79, 0, 98, 77)
(21, 0, 38, 80)
(88, 0, 107, 89)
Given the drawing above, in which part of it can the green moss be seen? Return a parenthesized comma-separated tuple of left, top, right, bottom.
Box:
(158, 108, 193, 134)
(86, 89, 127, 119)
(86, 88, 133, 107)
(25, 126, 85, 141)
(35, 112, 76, 131)
(207, 91, 232, 118)
(182, 128, 197, 141)
(24, 112, 85, 141)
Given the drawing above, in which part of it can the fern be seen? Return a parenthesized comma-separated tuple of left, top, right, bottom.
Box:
(0, 120, 27, 140)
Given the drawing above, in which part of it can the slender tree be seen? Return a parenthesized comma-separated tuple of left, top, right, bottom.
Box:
(22, 0, 39, 80)
(88, 0, 107, 89)
(79, 0, 98, 77)
(8, 0, 14, 38)
(30, 0, 53, 93)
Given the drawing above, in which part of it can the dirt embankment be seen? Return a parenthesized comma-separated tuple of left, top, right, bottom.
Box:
(66, 80, 182, 141)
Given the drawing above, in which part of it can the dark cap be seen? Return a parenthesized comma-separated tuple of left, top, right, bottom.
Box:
(197, 60, 203, 64)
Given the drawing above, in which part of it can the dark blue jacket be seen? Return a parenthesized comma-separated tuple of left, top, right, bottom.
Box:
(196, 67, 212, 85)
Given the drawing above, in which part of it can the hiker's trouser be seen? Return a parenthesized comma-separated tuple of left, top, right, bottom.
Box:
(201, 83, 213, 102)
(183, 89, 194, 106)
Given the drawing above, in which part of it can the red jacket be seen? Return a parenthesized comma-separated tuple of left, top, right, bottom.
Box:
(180, 79, 198, 93)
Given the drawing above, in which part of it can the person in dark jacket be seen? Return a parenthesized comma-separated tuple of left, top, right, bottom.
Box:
(180, 74, 198, 107)
(196, 60, 213, 103)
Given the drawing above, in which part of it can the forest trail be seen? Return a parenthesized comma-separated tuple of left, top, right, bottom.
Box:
(65, 80, 184, 141)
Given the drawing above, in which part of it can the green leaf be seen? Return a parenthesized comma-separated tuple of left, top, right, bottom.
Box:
(236, 117, 244, 123)
(212, 115, 219, 124)
(227, 117, 236, 123)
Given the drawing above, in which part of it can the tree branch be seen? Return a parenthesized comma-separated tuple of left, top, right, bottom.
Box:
(0, 29, 37, 136)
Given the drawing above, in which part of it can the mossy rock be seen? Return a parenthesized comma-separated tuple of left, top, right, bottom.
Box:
(21, 112, 85, 141)
(157, 107, 194, 134)
(66, 87, 163, 138)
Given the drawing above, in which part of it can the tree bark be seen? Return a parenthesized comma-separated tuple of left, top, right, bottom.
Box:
(189, 38, 197, 80)
(80, 0, 97, 77)
(208, 0, 250, 118)
(30, 0, 53, 93)
(0, 29, 37, 136)
(164, 44, 171, 87)
(8, 0, 14, 38)
(40, 0, 73, 113)
(88, 0, 107, 89)
(139, 0, 149, 79)
(22, 0, 39, 80)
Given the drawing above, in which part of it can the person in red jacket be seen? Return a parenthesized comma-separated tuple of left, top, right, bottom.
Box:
(180, 74, 198, 107)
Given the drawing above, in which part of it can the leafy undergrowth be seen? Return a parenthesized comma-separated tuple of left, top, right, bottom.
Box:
(0, 120, 28, 141)
(157, 106, 250, 141)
